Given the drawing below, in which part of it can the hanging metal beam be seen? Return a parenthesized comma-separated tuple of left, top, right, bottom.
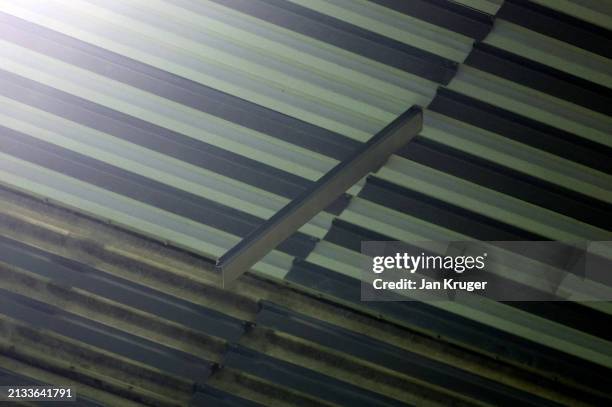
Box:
(216, 106, 423, 286)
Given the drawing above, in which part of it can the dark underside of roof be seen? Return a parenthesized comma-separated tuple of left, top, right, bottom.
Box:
(0, 0, 611, 406)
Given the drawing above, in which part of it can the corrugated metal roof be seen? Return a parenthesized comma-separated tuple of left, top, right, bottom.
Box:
(0, 0, 610, 405)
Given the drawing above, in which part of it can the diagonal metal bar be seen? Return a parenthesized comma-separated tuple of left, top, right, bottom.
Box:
(216, 106, 423, 286)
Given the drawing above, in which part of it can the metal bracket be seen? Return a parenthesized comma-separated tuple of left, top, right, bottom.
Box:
(216, 106, 423, 286)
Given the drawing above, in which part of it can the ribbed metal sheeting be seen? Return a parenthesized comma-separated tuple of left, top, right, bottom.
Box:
(0, 0, 475, 280)
(0, 0, 611, 406)
(298, 0, 612, 382)
(2, 188, 609, 407)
